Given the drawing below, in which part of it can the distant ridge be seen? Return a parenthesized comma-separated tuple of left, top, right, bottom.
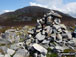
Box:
(0, 6, 76, 26)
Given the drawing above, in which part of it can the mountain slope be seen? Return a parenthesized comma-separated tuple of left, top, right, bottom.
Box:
(0, 6, 76, 26)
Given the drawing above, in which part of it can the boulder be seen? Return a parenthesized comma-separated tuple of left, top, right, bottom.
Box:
(7, 48, 15, 55)
(0, 54, 4, 57)
(0, 39, 11, 45)
(13, 49, 29, 57)
(16, 42, 25, 49)
(10, 44, 19, 50)
(56, 33, 62, 42)
(4, 54, 10, 57)
(53, 24, 61, 30)
(10, 42, 25, 50)
(54, 18, 61, 25)
(42, 39, 50, 44)
(36, 32, 45, 41)
(32, 44, 47, 55)
(0, 46, 7, 54)
(44, 26, 52, 34)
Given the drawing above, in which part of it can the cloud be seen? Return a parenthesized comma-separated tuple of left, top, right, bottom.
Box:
(0, 10, 14, 14)
(3, 10, 12, 12)
(30, 2, 47, 8)
(61, 2, 76, 18)
(30, 0, 76, 18)
(30, 0, 63, 10)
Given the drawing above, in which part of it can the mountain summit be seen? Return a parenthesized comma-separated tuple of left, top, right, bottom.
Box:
(0, 6, 76, 26)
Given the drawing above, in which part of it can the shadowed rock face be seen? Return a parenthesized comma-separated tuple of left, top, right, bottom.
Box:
(0, 6, 76, 26)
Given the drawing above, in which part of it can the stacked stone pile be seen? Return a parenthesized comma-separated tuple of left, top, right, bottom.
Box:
(24, 11, 76, 57)
(0, 10, 76, 57)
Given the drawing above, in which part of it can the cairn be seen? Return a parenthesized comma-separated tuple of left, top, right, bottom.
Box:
(24, 10, 74, 57)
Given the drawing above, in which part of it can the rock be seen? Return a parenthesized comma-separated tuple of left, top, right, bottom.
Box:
(32, 44, 47, 55)
(5, 33, 16, 43)
(16, 42, 25, 49)
(28, 30, 34, 34)
(0, 46, 7, 54)
(7, 48, 15, 55)
(25, 37, 34, 46)
(28, 34, 32, 38)
(47, 16, 52, 23)
(37, 19, 40, 23)
(55, 46, 63, 51)
(0, 10, 75, 57)
(57, 28, 62, 32)
(67, 32, 72, 39)
(42, 39, 50, 44)
(54, 18, 61, 25)
(34, 53, 47, 57)
(41, 44, 49, 49)
(53, 24, 61, 30)
(0, 54, 4, 57)
(10, 42, 25, 50)
(36, 32, 45, 41)
(41, 54, 47, 57)
(51, 11, 62, 18)
(34, 53, 38, 57)
(60, 24, 66, 30)
(5, 29, 16, 33)
(15, 35, 20, 43)
(1, 33, 6, 39)
(50, 46, 54, 49)
(36, 29, 42, 33)
(73, 38, 76, 44)
(51, 34, 56, 40)
(44, 26, 52, 34)
(0, 39, 11, 45)
(10, 44, 19, 50)
(4, 54, 10, 57)
(13, 49, 29, 57)
(56, 33, 62, 42)
(41, 30, 46, 35)
(22, 26, 29, 30)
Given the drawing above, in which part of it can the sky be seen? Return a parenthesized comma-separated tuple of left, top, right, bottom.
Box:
(0, 0, 76, 18)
